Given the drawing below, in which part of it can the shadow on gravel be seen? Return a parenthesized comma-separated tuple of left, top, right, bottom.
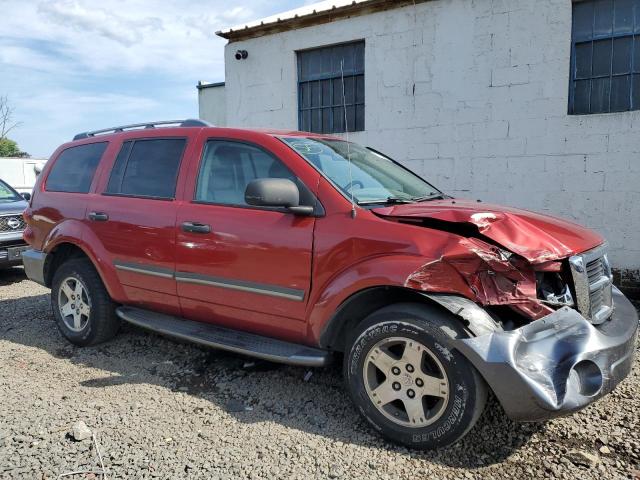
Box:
(0, 291, 542, 468)
(0, 267, 27, 286)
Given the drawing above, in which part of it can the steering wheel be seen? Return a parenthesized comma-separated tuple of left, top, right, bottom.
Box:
(343, 180, 364, 191)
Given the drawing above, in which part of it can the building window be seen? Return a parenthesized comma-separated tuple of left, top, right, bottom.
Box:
(297, 41, 365, 134)
(570, 0, 640, 114)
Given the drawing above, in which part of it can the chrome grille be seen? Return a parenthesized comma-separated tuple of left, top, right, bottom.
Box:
(0, 215, 26, 234)
(569, 244, 613, 325)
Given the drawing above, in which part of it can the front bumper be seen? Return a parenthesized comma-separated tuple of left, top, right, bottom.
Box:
(455, 287, 638, 422)
(0, 234, 28, 267)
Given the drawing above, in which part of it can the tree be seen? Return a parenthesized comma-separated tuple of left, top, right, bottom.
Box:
(0, 96, 29, 157)
(0, 138, 24, 157)
(0, 95, 22, 141)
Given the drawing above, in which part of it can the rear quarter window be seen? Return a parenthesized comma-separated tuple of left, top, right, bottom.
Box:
(46, 142, 108, 193)
(106, 138, 186, 199)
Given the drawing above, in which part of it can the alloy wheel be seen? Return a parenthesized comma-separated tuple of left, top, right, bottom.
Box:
(58, 276, 91, 332)
(363, 336, 449, 428)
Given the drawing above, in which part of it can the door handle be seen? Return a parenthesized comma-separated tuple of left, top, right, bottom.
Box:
(182, 221, 211, 234)
(88, 212, 109, 222)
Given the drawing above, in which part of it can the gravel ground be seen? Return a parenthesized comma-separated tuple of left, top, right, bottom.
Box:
(0, 267, 639, 479)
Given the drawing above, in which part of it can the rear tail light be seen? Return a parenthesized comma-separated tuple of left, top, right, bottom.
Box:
(23, 225, 34, 243)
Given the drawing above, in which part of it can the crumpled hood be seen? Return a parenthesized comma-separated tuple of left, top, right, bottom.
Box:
(373, 199, 604, 264)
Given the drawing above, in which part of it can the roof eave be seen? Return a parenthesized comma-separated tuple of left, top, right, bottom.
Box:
(216, 0, 430, 42)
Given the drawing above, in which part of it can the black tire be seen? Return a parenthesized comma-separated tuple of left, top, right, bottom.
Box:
(344, 302, 487, 450)
(51, 258, 120, 346)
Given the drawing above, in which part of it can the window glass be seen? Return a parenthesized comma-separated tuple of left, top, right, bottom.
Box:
(573, 1, 594, 40)
(613, 36, 633, 73)
(297, 41, 365, 134)
(592, 39, 612, 76)
(574, 80, 591, 113)
(594, 0, 613, 37)
(46, 142, 107, 193)
(106, 138, 185, 199)
(615, 0, 634, 34)
(195, 140, 314, 207)
(0, 179, 21, 202)
(591, 77, 611, 112)
(611, 75, 632, 110)
(570, 0, 640, 114)
(281, 137, 441, 205)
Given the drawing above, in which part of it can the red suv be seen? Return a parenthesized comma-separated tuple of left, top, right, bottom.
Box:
(22, 120, 638, 449)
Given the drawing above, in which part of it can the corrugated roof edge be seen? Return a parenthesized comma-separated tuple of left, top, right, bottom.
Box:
(216, 0, 429, 42)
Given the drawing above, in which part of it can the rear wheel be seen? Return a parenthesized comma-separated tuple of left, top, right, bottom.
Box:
(344, 303, 487, 450)
(51, 258, 120, 346)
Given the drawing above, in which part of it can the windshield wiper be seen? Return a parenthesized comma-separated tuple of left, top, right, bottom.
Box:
(411, 193, 446, 202)
(358, 197, 415, 206)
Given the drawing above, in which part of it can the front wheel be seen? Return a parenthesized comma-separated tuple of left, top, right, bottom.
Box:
(344, 303, 487, 450)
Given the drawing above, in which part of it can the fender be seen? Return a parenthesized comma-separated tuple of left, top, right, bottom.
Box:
(42, 219, 127, 302)
(307, 253, 440, 344)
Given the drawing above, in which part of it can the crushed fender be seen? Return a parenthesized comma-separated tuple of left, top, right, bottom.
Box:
(405, 237, 552, 319)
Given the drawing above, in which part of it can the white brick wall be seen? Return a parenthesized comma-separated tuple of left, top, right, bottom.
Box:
(205, 0, 640, 271)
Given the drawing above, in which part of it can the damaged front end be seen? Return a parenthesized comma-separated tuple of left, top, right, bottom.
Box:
(383, 210, 638, 421)
(405, 236, 560, 320)
(452, 288, 638, 421)
(405, 238, 638, 421)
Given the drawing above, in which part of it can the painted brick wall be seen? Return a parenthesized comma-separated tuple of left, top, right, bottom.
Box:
(209, 0, 640, 277)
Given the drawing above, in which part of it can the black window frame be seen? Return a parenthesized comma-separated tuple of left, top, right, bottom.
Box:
(103, 137, 187, 201)
(45, 141, 108, 194)
(569, 0, 640, 114)
(297, 41, 365, 134)
(192, 138, 323, 216)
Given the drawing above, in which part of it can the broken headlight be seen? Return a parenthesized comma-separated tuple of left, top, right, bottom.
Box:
(536, 272, 575, 307)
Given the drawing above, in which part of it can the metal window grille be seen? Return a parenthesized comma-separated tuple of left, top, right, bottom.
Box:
(297, 41, 365, 133)
(570, 0, 640, 114)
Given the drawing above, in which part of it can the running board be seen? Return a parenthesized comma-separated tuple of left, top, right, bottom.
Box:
(116, 306, 331, 367)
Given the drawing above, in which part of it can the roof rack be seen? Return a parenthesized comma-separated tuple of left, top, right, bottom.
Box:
(73, 119, 213, 141)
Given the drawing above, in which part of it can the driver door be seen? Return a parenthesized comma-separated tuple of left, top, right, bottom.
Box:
(175, 138, 319, 342)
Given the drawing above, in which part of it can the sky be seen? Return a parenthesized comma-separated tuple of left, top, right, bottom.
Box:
(0, 0, 314, 158)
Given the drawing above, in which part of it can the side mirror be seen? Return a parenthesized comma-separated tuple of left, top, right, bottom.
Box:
(245, 178, 314, 216)
(21, 192, 31, 201)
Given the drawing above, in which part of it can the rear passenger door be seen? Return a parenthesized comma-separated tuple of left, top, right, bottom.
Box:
(175, 137, 318, 342)
(85, 136, 189, 316)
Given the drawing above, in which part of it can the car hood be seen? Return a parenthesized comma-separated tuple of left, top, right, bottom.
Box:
(372, 199, 604, 264)
(0, 199, 27, 215)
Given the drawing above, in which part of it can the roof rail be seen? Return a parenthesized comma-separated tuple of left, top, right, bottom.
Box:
(73, 119, 213, 141)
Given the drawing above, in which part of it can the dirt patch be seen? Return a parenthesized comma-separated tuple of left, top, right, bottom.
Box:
(1, 267, 638, 479)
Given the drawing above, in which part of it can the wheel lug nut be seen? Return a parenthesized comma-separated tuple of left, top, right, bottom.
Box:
(392, 382, 401, 391)
(391, 367, 401, 375)
(406, 364, 414, 373)
(407, 389, 416, 399)
(416, 378, 424, 387)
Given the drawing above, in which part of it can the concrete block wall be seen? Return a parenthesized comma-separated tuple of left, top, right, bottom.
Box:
(212, 0, 640, 280)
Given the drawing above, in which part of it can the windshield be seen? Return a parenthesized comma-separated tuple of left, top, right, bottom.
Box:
(281, 137, 442, 205)
(0, 180, 21, 203)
